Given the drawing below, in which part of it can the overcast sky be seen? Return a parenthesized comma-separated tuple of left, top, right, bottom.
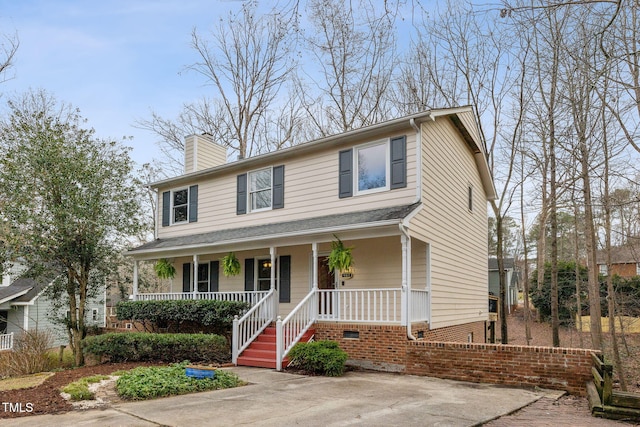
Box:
(0, 0, 250, 167)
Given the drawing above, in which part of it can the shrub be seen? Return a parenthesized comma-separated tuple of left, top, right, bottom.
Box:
(116, 361, 243, 400)
(82, 332, 229, 364)
(115, 300, 249, 334)
(0, 330, 54, 378)
(287, 340, 348, 376)
(61, 374, 110, 401)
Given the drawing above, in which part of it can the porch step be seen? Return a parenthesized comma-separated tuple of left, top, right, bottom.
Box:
(236, 327, 315, 369)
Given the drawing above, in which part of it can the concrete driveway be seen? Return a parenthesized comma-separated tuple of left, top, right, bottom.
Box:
(2, 366, 561, 427)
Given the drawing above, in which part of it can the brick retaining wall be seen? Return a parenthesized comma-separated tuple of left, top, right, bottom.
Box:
(314, 321, 596, 395)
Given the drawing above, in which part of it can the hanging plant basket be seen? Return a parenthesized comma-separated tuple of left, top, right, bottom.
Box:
(328, 235, 354, 274)
(154, 258, 176, 279)
(222, 252, 241, 277)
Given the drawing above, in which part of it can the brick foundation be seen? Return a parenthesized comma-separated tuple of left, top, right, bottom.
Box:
(313, 321, 596, 395)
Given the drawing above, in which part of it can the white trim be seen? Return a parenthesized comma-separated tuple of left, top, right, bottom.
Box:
(170, 187, 190, 225)
(247, 166, 273, 213)
(23, 305, 29, 331)
(0, 289, 31, 306)
(354, 139, 390, 196)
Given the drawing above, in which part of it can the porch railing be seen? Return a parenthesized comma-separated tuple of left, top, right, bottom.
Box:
(276, 290, 317, 371)
(0, 333, 13, 351)
(133, 291, 269, 306)
(410, 289, 429, 322)
(317, 288, 402, 323)
(232, 289, 276, 364)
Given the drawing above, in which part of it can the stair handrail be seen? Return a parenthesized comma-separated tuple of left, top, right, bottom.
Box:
(276, 289, 317, 371)
(232, 288, 276, 365)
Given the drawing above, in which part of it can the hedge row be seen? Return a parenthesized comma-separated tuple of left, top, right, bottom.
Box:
(83, 333, 229, 364)
(116, 300, 249, 333)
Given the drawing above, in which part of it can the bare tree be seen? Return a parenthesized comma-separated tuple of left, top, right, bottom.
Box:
(138, 2, 300, 175)
(297, 0, 399, 136)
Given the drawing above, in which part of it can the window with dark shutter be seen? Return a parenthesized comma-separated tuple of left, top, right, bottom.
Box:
(188, 185, 198, 222)
(273, 165, 285, 209)
(244, 258, 254, 291)
(339, 149, 353, 198)
(390, 136, 407, 189)
(209, 261, 219, 292)
(237, 174, 247, 215)
(162, 191, 170, 227)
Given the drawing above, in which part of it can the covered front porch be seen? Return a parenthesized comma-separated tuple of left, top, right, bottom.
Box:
(127, 205, 431, 370)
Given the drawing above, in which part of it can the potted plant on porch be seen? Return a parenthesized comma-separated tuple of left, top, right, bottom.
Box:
(221, 252, 241, 277)
(154, 258, 176, 279)
(328, 235, 354, 278)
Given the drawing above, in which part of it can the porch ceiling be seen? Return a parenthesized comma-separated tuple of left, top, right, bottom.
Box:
(127, 203, 420, 259)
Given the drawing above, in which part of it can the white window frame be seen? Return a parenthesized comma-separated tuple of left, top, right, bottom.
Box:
(91, 308, 99, 322)
(354, 139, 390, 196)
(171, 187, 189, 225)
(253, 256, 279, 291)
(636, 263, 640, 276)
(248, 167, 273, 212)
(599, 264, 608, 275)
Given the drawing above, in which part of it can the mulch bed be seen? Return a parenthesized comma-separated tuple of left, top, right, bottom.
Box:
(0, 362, 163, 419)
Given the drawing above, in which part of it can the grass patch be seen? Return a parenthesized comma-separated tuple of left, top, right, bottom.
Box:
(61, 374, 111, 401)
(116, 361, 244, 401)
(0, 372, 54, 391)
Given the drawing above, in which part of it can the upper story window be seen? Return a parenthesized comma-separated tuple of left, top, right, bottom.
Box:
(339, 135, 406, 199)
(356, 141, 389, 195)
(249, 168, 272, 211)
(161, 185, 198, 227)
(237, 165, 285, 215)
(172, 188, 189, 224)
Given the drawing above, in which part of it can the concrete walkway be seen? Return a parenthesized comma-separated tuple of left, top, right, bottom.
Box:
(2, 367, 563, 427)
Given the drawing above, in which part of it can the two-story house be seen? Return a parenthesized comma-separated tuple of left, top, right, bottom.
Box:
(127, 106, 496, 372)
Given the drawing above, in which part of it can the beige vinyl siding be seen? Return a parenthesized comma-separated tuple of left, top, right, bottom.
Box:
(157, 131, 418, 240)
(412, 118, 488, 329)
(184, 139, 195, 174)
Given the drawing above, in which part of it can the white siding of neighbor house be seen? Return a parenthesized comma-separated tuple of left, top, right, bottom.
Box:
(157, 130, 418, 240)
(409, 117, 488, 329)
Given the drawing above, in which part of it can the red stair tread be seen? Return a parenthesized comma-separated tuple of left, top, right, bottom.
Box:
(236, 328, 315, 369)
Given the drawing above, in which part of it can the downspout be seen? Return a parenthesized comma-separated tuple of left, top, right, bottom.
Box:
(400, 224, 416, 341)
(409, 118, 422, 204)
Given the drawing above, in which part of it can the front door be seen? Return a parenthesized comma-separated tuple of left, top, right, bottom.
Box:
(317, 256, 336, 317)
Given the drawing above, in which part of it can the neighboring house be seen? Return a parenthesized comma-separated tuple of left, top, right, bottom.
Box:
(596, 245, 640, 278)
(488, 257, 519, 314)
(0, 265, 106, 350)
(127, 106, 497, 371)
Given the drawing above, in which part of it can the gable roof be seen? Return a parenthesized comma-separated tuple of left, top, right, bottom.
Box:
(0, 275, 53, 305)
(596, 245, 640, 264)
(149, 107, 496, 200)
(128, 203, 421, 257)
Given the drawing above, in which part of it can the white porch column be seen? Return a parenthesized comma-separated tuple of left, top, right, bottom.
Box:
(312, 242, 318, 290)
(132, 260, 139, 300)
(400, 229, 412, 327)
(23, 305, 29, 331)
(193, 255, 199, 296)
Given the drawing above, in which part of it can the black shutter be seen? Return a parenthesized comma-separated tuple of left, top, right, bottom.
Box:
(272, 165, 285, 209)
(162, 191, 170, 227)
(279, 255, 291, 303)
(188, 185, 198, 223)
(182, 263, 191, 293)
(390, 135, 407, 189)
(244, 258, 254, 291)
(210, 261, 219, 292)
(237, 174, 247, 215)
(338, 149, 353, 198)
